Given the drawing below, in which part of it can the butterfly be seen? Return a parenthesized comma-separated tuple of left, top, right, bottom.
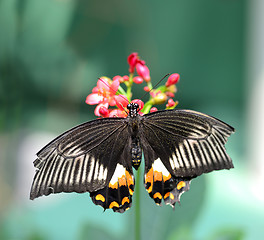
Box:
(30, 102, 234, 213)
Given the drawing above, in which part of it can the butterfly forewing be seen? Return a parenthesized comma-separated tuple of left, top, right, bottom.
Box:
(30, 117, 135, 210)
(141, 109, 234, 178)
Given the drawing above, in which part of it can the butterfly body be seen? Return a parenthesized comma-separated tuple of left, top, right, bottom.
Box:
(30, 103, 234, 213)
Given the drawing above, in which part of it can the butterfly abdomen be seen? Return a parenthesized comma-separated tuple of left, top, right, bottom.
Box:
(131, 137, 142, 170)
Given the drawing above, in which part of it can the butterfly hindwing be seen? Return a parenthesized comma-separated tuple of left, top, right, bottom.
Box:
(142, 137, 192, 207)
(30, 117, 134, 212)
(140, 109, 234, 206)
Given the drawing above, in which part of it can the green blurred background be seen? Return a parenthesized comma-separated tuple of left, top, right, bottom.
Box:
(1, 0, 264, 239)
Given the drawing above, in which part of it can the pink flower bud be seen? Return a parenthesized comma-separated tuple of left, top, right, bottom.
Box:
(99, 106, 109, 117)
(144, 86, 150, 92)
(165, 92, 175, 98)
(136, 63, 151, 82)
(166, 73, 180, 87)
(133, 76, 144, 84)
(123, 75, 129, 82)
(166, 98, 175, 108)
(113, 75, 123, 82)
(128, 52, 138, 73)
(150, 107, 158, 113)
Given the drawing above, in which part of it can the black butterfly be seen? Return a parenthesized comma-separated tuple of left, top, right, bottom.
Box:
(30, 103, 234, 213)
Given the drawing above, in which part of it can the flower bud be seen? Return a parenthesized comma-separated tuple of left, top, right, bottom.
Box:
(128, 52, 138, 73)
(144, 86, 150, 92)
(166, 73, 180, 87)
(99, 106, 109, 117)
(136, 63, 151, 82)
(113, 75, 123, 83)
(123, 75, 129, 81)
(150, 107, 158, 113)
(133, 76, 144, 84)
(166, 98, 175, 108)
(152, 92, 167, 105)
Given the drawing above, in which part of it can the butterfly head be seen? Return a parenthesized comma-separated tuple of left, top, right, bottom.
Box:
(127, 103, 139, 118)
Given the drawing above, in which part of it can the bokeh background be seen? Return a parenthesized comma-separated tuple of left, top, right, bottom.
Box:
(1, 0, 264, 239)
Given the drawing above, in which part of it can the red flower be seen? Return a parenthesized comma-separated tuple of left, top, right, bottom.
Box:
(86, 77, 120, 116)
(115, 94, 129, 111)
(109, 109, 127, 118)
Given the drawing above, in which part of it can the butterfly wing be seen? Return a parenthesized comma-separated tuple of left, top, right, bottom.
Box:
(30, 117, 135, 213)
(140, 109, 234, 207)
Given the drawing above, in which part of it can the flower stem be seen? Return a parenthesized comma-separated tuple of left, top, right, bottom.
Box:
(135, 166, 141, 240)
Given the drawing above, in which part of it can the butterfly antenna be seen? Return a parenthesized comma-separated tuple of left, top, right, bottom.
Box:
(138, 73, 170, 102)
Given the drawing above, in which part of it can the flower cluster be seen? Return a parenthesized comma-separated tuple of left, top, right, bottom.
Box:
(86, 52, 180, 117)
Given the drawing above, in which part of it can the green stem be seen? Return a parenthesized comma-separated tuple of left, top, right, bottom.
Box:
(141, 100, 153, 114)
(135, 166, 141, 240)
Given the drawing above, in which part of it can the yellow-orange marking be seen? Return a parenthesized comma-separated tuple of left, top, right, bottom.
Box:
(125, 170, 134, 186)
(153, 192, 162, 200)
(164, 192, 170, 199)
(145, 168, 154, 193)
(169, 193, 175, 200)
(95, 194, 105, 202)
(121, 197, 130, 205)
(145, 167, 153, 182)
(177, 181, 186, 190)
(129, 188, 134, 195)
(118, 174, 126, 186)
(154, 171, 162, 181)
(109, 201, 119, 209)
(109, 182, 118, 189)
(163, 173, 172, 182)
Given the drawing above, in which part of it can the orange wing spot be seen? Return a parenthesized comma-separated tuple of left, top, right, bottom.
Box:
(145, 168, 154, 193)
(163, 173, 172, 182)
(177, 181, 186, 190)
(125, 170, 134, 186)
(169, 193, 175, 200)
(121, 196, 130, 205)
(95, 194, 105, 202)
(153, 192, 162, 200)
(164, 192, 170, 199)
(154, 171, 162, 181)
(118, 175, 127, 186)
(145, 167, 153, 182)
(109, 182, 118, 189)
(109, 201, 119, 209)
